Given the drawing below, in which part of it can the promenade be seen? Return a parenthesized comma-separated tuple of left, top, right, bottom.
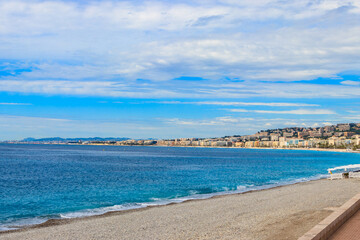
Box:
(299, 189, 360, 240)
(328, 208, 360, 240)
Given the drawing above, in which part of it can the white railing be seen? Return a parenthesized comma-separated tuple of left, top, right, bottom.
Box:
(350, 172, 360, 178)
(328, 173, 343, 180)
(328, 172, 360, 180)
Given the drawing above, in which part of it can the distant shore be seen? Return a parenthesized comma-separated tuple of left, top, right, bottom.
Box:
(5, 142, 359, 154)
(75, 143, 360, 154)
(2, 179, 360, 240)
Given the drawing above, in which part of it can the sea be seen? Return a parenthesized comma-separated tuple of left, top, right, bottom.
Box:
(1, 144, 360, 231)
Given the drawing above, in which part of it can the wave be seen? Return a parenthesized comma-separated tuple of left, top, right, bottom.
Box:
(0, 173, 328, 232)
(0, 217, 48, 231)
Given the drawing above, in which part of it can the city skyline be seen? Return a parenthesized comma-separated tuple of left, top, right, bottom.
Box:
(0, 0, 360, 140)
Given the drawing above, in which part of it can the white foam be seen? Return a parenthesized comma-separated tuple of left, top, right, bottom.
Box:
(0, 226, 17, 231)
(188, 190, 199, 195)
(60, 203, 144, 219)
(0, 217, 47, 231)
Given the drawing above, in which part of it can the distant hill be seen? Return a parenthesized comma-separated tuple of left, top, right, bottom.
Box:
(21, 137, 130, 142)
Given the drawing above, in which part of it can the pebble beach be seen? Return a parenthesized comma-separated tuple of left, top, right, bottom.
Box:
(2, 178, 360, 240)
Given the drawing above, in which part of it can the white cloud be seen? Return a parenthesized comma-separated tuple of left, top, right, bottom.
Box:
(216, 116, 240, 123)
(1, 0, 357, 35)
(228, 109, 249, 112)
(0, 103, 32, 105)
(0, 115, 70, 122)
(0, 0, 360, 83)
(158, 101, 319, 107)
(0, 79, 359, 99)
(227, 109, 336, 114)
(341, 80, 360, 85)
(164, 116, 258, 126)
(217, 82, 360, 98)
(253, 109, 336, 115)
(284, 121, 298, 126)
(0, 80, 182, 98)
(342, 115, 360, 120)
(160, 115, 344, 137)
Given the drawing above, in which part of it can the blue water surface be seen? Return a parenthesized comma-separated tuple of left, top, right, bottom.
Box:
(1, 144, 359, 230)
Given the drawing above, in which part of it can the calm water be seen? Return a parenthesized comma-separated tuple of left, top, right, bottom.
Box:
(1, 144, 360, 230)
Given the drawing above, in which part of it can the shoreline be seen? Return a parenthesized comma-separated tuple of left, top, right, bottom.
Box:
(2, 178, 360, 239)
(0, 176, 326, 234)
(0, 176, 329, 234)
(0, 178, 323, 233)
(3, 142, 360, 154)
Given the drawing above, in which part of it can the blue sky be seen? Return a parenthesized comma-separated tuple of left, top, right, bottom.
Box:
(0, 0, 360, 140)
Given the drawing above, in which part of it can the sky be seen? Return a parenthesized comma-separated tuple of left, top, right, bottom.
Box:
(0, 0, 360, 140)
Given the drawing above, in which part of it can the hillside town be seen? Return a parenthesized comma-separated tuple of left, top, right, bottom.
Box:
(101, 123, 360, 150)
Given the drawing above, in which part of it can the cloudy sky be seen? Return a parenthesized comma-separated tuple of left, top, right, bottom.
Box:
(0, 0, 360, 140)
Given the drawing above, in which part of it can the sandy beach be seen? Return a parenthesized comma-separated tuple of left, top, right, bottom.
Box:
(1, 178, 360, 240)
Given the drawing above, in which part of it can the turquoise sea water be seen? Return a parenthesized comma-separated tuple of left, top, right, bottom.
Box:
(1, 144, 360, 231)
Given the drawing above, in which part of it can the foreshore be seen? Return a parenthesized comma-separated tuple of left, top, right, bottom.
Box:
(2, 178, 360, 240)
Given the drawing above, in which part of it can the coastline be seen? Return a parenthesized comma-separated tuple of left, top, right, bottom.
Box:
(1, 144, 360, 239)
(2, 178, 360, 240)
(0, 174, 328, 233)
(3, 142, 360, 155)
